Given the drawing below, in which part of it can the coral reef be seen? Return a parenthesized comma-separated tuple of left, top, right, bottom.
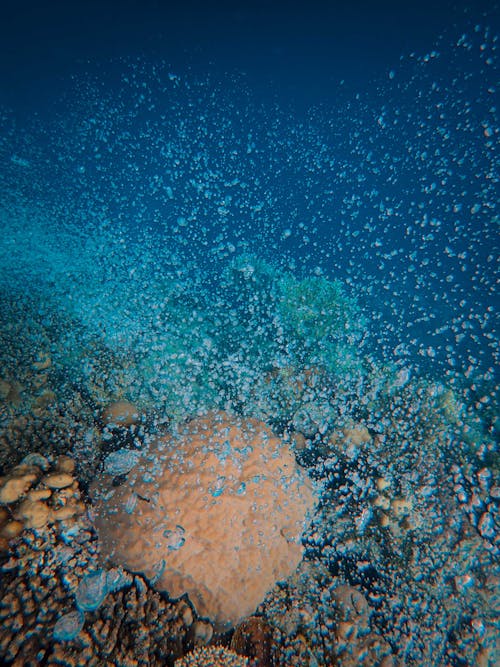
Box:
(0, 503, 193, 666)
(262, 377, 499, 667)
(0, 28, 498, 665)
(92, 412, 315, 630)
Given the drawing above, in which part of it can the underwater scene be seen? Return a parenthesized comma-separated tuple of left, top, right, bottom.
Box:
(0, 2, 498, 666)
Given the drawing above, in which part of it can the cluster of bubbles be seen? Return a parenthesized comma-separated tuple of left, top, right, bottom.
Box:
(0, 24, 497, 391)
(53, 567, 131, 641)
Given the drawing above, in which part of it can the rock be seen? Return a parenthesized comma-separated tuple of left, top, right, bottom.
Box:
(0, 379, 11, 400)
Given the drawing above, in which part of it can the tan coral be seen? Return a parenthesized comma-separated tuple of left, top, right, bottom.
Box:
(15, 499, 50, 529)
(0, 470, 38, 504)
(56, 455, 76, 474)
(334, 584, 370, 643)
(328, 421, 372, 459)
(51, 502, 85, 521)
(28, 488, 52, 502)
(175, 646, 248, 667)
(102, 400, 140, 427)
(42, 472, 74, 489)
(0, 455, 84, 544)
(93, 412, 315, 630)
(0, 517, 191, 666)
(0, 520, 24, 539)
(341, 423, 371, 446)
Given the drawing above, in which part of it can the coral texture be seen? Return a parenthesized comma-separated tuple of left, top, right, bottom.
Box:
(175, 646, 248, 667)
(0, 522, 192, 666)
(93, 412, 315, 629)
(0, 454, 85, 550)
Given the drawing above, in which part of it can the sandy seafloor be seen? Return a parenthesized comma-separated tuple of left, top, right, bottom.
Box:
(0, 15, 499, 667)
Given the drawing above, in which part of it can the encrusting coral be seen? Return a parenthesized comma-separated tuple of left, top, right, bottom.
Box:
(92, 411, 315, 630)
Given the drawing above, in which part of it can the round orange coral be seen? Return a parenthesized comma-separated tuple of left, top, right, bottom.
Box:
(92, 412, 315, 629)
